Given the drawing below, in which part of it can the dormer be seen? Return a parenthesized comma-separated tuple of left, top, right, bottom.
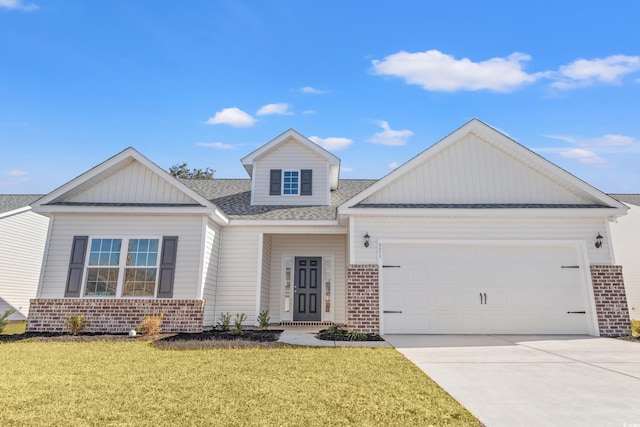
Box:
(241, 129, 341, 206)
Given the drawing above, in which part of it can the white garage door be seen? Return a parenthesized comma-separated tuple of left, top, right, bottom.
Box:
(381, 243, 592, 334)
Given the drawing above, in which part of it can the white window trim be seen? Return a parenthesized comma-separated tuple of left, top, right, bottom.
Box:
(281, 170, 300, 196)
(81, 236, 162, 299)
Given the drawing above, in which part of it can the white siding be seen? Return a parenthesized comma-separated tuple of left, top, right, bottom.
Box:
(260, 235, 272, 315)
(68, 160, 196, 204)
(0, 210, 49, 320)
(268, 234, 347, 324)
(202, 218, 221, 327)
(39, 214, 204, 299)
(215, 227, 261, 323)
(610, 203, 640, 319)
(252, 139, 329, 206)
(352, 216, 612, 265)
(363, 133, 594, 205)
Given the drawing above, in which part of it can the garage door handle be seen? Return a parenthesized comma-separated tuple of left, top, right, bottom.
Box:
(567, 311, 586, 314)
(383, 310, 402, 314)
(382, 265, 401, 268)
(561, 266, 580, 269)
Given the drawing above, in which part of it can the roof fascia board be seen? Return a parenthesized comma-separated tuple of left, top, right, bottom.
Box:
(228, 219, 340, 227)
(31, 205, 217, 215)
(0, 206, 31, 219)
(339, 206, 627, 218)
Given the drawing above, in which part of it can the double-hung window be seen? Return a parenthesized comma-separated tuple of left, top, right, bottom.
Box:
(84, 237, 160, 297)
(282, 171, 299, 195)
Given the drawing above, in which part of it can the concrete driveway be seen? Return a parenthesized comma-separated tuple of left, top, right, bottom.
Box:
(384, 335, 640, 427)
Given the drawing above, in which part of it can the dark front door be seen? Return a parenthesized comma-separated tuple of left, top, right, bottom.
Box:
(294, 257, 322, 321)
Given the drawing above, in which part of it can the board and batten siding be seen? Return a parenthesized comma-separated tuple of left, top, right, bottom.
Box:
(68, 160, 196, 204)
(202, 218, 221, 327)
(363, 133, 594, 205)
(252, 140, 329, 206)
(352, 216, 613, 266)
(39, 214, 204, 299)
(0, 210, 49, 320)
(610, 202, 640, 319)
(268, 234, 347, 324)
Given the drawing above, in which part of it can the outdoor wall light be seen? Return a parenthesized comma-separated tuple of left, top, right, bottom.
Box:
(595, 232, 604, 249)
(364, 232, 370, 248)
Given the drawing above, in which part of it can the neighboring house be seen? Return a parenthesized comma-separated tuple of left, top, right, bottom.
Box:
(609, 194, 640, 320)
(28, 120, 632, 336)
(0, 195, 48, 321)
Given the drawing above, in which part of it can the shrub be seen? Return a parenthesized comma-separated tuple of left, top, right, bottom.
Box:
(66, 315, 87, 335)
(0, 308, 17, 334)
(138, 313, 164, 337)
(232, 313, 247, 335)
(257, 310, 270, 330)
(217, 312, 231, 332)
(345, 330, 368, 341)
(631, 319, 640, 337)
(324, 324, 347, 335)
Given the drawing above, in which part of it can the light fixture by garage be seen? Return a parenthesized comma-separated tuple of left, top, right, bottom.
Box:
(364, 232, 370, 248)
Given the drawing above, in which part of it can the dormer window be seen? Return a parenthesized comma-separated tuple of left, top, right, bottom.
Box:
(283, 171, 299, 195)
(270, 169, 313, 196)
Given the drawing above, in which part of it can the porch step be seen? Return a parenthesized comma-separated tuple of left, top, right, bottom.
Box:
(279, 321, 334, 327)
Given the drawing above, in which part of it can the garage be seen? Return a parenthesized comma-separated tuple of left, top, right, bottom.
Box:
(381, 242, 595, 335)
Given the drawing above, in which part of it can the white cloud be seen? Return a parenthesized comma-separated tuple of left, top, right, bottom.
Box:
(197, 142, 235, 150)
(341, 166, 354, 173)
(256, 103, 292, 116)
(302, 110, 316, 115)
(206, 107, 256, 128)
(388, 162, 400, 169)
(298, 86, 329, 94)
(372, 50, 541, 92)
(552, 55, 640, 89)
(369, 121, 413, 146)
(7, 170, 28, 176)
(559, 149, 606, 165)
(1, 169, 30, 187)
(0, 0, 38, 10)
(308, 136, 353, 151)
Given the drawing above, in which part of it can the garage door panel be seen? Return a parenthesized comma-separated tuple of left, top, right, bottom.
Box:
(382, 243, 591, 335)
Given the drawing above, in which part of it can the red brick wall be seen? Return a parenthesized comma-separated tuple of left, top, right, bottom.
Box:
(27, 299, 205, 333)
(346, 264, 379, 333)
(590, 265, 630, 337)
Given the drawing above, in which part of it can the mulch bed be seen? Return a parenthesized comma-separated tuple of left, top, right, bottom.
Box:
(0, 329, 284, 349)
(317, 330, 384, 342)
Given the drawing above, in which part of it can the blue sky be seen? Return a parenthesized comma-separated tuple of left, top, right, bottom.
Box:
(1, 1, 639, 194)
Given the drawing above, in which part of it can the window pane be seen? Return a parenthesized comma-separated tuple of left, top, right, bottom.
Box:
(85, 267, 118, 296)
(123, 268, 157, 297)
(283, 171, 299, 195)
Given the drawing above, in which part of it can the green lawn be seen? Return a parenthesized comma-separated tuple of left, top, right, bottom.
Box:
(0, 341, 479, 426)
(1, 321, 27, 335)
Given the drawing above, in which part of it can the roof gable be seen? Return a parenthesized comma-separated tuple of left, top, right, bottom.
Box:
(341, 119, 627, 212)
(241, 129, 341, 190)
(32, 148, 220, 213)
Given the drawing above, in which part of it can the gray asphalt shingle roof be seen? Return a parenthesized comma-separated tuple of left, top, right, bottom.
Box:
(0, 194, 44, 215)
(181, 179, 376, 220)
(609, 194, 640, 207)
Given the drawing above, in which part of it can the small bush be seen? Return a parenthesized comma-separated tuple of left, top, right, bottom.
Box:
(631, 319, 640, 337)
(217, 312, 231, 332)
(138, 313, 164, 337)
(345, 330, 368, 341)
(324, 323, 347, 335)
(0, 308, 17, 334)
(233, 313, 247, 335)
(66, 315, 87, 335)
(257, 310, 270, 330)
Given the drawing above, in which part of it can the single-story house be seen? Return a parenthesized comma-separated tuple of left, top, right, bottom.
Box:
(27, 119, 632, 336)
(609, 194, 640, 320)
(0, 194, 48, 321)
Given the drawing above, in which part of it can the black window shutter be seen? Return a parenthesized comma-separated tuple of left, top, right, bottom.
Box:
(300, 169, 312, 196)
(270, 169, 282, 195)
(65, 236, 88, 297)
(157, 236, 178, 298)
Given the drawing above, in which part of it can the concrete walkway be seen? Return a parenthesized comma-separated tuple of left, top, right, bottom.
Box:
(277, 327, 390, 347)
(384, 335, 640, 427)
